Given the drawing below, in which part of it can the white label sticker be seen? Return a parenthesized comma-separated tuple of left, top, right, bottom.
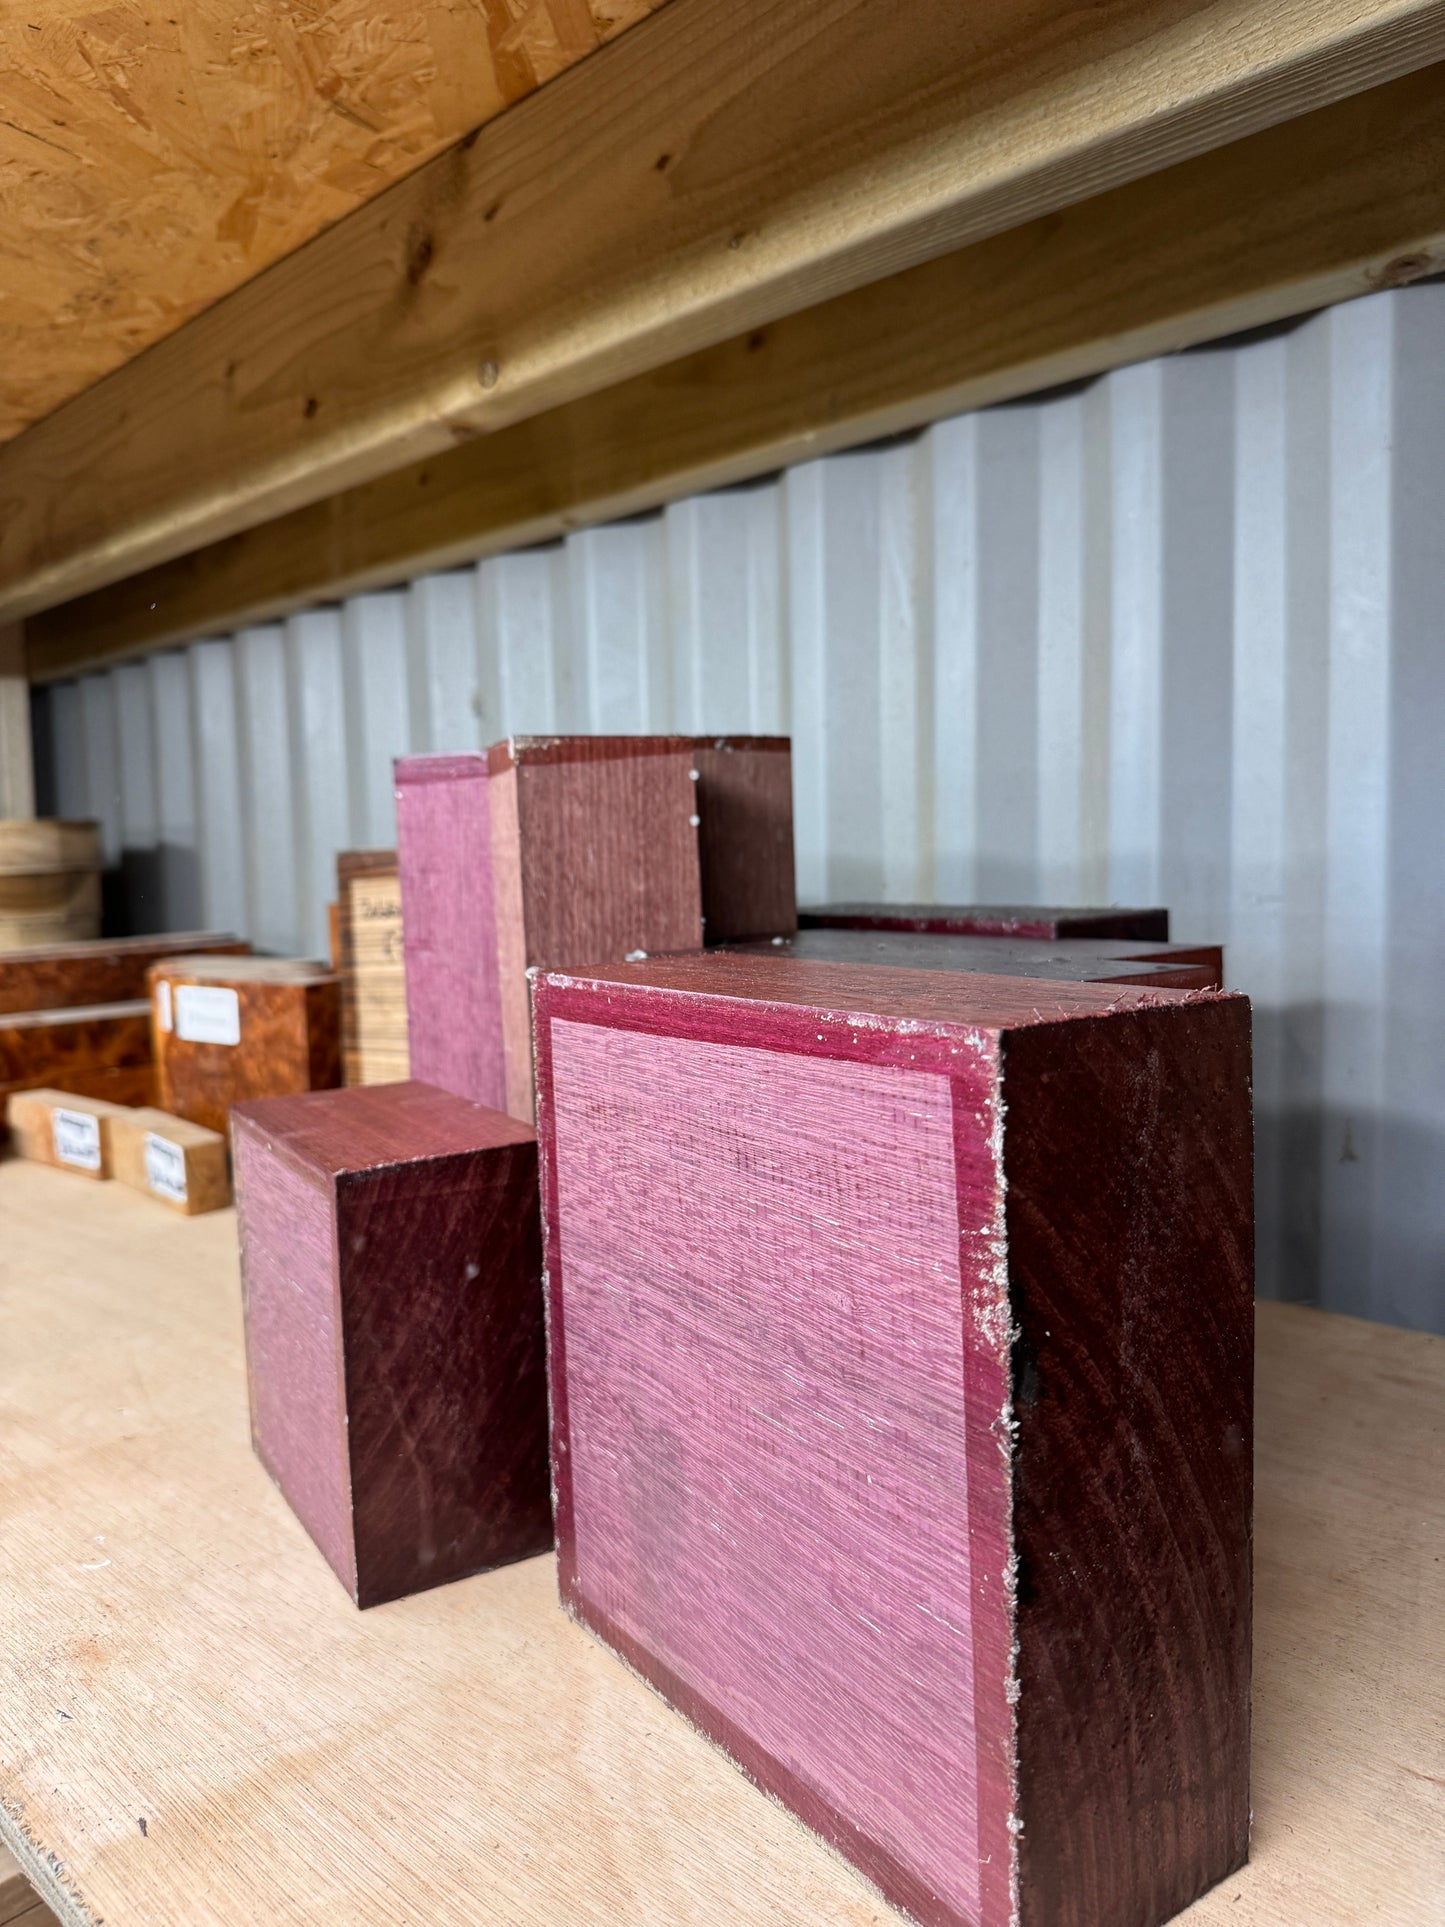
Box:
(53, 1109, 102, 1171)
(155, 978, 173, 1032)
(175, 984, 241, 1046)
(144, 1132, 188, 1204)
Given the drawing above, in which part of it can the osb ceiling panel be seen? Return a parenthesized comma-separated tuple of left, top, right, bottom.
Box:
(0, 1, 665, 445)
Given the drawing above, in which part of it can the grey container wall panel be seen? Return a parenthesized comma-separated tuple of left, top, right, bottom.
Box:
(32, 282, 1445, 1335)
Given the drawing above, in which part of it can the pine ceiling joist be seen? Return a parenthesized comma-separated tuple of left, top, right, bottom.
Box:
(6, 0, 1445, 628)
(26, 62, 1445, 682)
(0, 2, 668, 445)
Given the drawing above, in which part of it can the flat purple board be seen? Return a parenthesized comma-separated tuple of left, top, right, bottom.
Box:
(395, 753, 506, 1111)
(235, 1132, 354, 1593)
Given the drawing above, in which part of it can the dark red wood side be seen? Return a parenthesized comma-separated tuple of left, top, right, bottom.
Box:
(1003, 1001, 1254, 1927)
(340, 1137, 552, 1607)
(489, 735, 703, 1119)
(690, 737, 797, 942)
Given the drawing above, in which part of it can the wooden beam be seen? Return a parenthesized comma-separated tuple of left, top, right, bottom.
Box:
(6, 0, 1445, 625)
(0, 2, 666, 443)
(27, 63, 1445, 682)
(0, 625, 34, 818)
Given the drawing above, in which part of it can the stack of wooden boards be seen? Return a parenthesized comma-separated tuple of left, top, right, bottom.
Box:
(0, 817, 102, 949)
(0, 931, 247, 1112)
(232, 731, 1251, 1927)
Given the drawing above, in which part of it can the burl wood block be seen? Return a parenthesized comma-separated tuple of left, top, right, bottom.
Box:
(534, 952, 1253, 1927)
(0, 931, 248, 1018)
(149, 956, 341, 1134)
(337, 850, 410, 1086)
(800, 901, 1170, 941)
(690, 736, 796, 943)
(395, 753, 506, 1111)
(110, 1107, 231, 1214)
(739, 926, 1224, 990)
(0, 1001, 155, 1113)
(232, 1081, 552, 1607)
(4, 1087, 131, 1178)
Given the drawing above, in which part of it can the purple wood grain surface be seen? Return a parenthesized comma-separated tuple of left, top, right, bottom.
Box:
(234, 1125, 356, 1595)
(799, 903, 1170, 941)
(1002, 1003, 1254, 1927)
(395, 754, 507, 1111)
(234, 1081, 551, 1607)
(533, 954, 1253, 1927)
(551, 1019, 987, 1922)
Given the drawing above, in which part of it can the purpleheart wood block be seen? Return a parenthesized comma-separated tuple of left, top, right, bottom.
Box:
(534, 952, 1253, 1927)
(232, 1079, 551, 1607)
(734, 926, 1223, 989)
(395, 754, 507, 1111)
(800, 901, 1170, 940)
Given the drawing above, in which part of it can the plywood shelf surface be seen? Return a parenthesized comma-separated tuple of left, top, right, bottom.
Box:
(0, 1160, 1440, 1925)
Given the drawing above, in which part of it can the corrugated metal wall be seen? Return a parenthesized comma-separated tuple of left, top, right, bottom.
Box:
(32, 282, 1445, 1335)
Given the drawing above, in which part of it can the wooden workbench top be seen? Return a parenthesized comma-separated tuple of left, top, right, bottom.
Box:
(0, 1160, 1441, 1925)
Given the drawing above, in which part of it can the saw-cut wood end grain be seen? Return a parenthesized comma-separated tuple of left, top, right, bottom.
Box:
(534, 952, 1253, 1927)
(233, 1079, 552, 1607)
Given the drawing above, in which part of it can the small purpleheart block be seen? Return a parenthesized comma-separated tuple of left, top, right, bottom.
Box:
(233, 1079, 552, 1607)
(533, 950, 1253, 1927)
